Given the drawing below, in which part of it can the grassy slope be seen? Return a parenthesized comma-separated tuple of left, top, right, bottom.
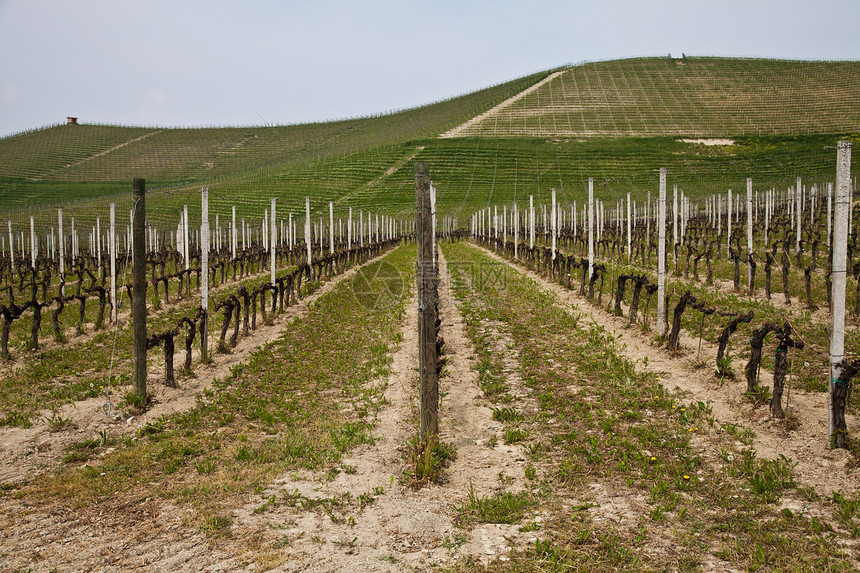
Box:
(0, 69, 554, 208)
(453, 57, 860, 138)
(1, 58, 859, 230)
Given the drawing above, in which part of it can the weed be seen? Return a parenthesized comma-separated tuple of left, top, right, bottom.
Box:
(43, 411, 75, 432)
(504, 427, 530, 444)
(457, 484, 537, 524)
(491, 407, 522, 422)
(405, 434, 455, 487)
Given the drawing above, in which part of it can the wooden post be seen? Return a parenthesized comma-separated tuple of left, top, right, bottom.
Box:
(830, 141, 852, 447)
(415, 162, 438, 443)
(588, 178, 594, 283)
(657, 168, 667, 334)
(796, 177, 802, 256)
(201, 187, 210, 363)
(431, 184, 437, 267)
(132, 179, 147, 400)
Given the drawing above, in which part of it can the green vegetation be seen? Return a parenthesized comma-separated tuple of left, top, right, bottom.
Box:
(20, 246, 412, 530)
(454, 57, 860, 138)
(442, 240, 855, 571)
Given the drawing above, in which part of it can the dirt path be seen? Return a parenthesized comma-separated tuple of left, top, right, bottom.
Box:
(472, 243, 860, 497)
(0, 248, 537, 572)
(0, 254, 391, 486)
(216, 248, 536, 571)
(439, 71, 566, 138)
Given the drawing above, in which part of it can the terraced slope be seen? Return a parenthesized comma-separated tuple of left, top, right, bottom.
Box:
(445, 57, 860, 138)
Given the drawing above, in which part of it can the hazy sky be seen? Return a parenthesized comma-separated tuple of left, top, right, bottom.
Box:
(1, 0, 859, 138)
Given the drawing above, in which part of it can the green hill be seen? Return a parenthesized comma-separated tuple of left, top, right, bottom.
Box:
(443, 57, 860, 138)
(0, 57, 858, 232)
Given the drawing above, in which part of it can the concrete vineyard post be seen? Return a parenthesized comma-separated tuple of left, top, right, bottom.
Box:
(305, 197, 312, 265)
(514, 203, 519, 259)
(329, 201, 334, 255)
(58, 209, 64, 295)
(183, 205, 190, 271)
(29, 216, 35, 269)
(727, 189, 732, 255)
(201, 188, 210, 363)
(673, 184, 678, 266)
(414, 162, 438, 443)
(828, 182, 833, 247)
(717, 193, 721, 236)
(657, 168, 667, 335)
(271, 198, 277, 284)
(231, 206, 237, 259)
(132, 179, 147, 400)
(529, 195, 535, 249)
(830, 141, 852, 447)
(110, 203, 117, 323)
(627, 191, 632, 263)
(348, 207, 352, 250)
(96, 216, 102, 277)
(747, 178, 754, 292)
(551, 188, 557, 260)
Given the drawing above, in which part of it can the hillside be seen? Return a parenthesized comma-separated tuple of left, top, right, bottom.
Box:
(443, 57, 860, 138)
(0, 57, 858, 226)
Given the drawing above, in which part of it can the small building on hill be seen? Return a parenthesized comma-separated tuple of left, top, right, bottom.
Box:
(66, 117, 78, 125)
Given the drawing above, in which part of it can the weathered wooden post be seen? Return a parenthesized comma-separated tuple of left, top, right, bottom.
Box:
(588, 178, 594, 282)
(830, 141, 851, 447)
(657, 168, 667, 334)
(201, 187, 210, 363)
(415, 162, 438, 443)
(796, 177, 803, 257)
(132, 178, 147, 400)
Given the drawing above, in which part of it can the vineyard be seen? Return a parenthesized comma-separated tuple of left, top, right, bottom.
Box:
(1, 56, 860, 571)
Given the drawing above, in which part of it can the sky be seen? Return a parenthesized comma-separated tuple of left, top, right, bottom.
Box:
(1, 0, 859, 138)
